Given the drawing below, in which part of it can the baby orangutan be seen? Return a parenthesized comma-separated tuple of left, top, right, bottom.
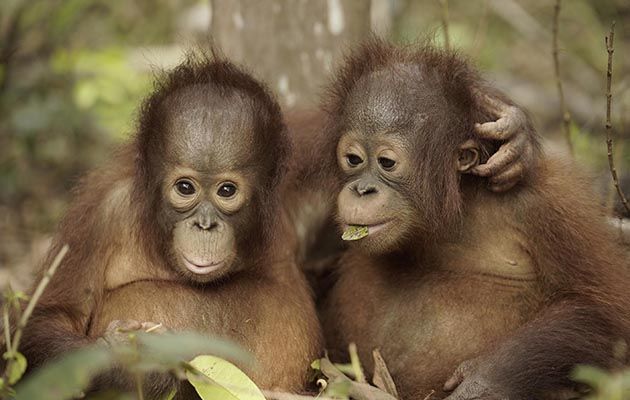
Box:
(322, 39, 630, 400)
(20, 54, 322, 398)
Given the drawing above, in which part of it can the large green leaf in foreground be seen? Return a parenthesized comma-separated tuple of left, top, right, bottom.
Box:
(187, 355, 265, 400)
(14, 345, 113, 400)
(134, 332, 250, 373)
(13, 332, 249, 400)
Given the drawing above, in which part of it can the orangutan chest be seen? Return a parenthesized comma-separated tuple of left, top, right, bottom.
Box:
(90, 280, 263, 343)
(330, 259, 541, 396)
(351, 275, 528, 334)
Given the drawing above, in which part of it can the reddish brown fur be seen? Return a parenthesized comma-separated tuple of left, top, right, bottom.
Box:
(136, 54, 291, 269)
(283, 110, 347, 295)
(20, 53, 322, 398)
(322, 39, 630, 399)
(322, 39, 538, 238)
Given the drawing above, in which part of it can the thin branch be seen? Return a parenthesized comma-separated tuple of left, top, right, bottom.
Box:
(439, 0, 450, 50)
(144, 323, 163, 333)
(9, 245, 69, 355)
(604, 21, 630, 215)
(3, 304, 12, 353)
(2, 244, 68, 387)
(552, 0, 573, 154)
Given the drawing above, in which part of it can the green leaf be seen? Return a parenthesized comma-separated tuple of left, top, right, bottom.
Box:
(342, 225, 369, 241)
(572, 365, 611, 390)
(130, 332, 250, 374)
(163, 387, 178, 400)
(317, 356, 398, 400)
(12, 291, 29, 302)
(187, 355, 265, 400)
(188, 375, 239, 400)
(5, 351, 27, 385)
(325, 380, 352, 399)
(3, 285, 29, 311)
(75, 82, 100, 109)
(14, 345, 114, 400)
(348, 343, 365, 383)
(333, 363, 356, 377)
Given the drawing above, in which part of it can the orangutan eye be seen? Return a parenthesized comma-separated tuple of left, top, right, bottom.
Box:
(378, 157, 396, 170)
(217, 182, 237, 198)
(346, 154, 363, 167)
(175, 179, 196, 196)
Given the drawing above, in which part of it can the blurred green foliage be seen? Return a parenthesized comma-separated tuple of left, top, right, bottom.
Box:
(394, 0, 630, 214)
(53, 48, 151, 139)
(573, 365, 630, 400)
(0, 1, 629, 397)
(0, 0, 196, 258)
(11, 332, 248, 400)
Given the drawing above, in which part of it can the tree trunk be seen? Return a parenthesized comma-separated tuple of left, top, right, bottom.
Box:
(210, 0, 371, 109)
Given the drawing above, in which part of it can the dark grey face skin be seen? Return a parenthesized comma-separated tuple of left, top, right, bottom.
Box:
(164, 85, 258, 171)
(157, 85, 261, 283)
(336, 66, 479, 254)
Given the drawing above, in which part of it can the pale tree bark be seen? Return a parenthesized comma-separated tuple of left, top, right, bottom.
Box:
(210, 0, 371, 109)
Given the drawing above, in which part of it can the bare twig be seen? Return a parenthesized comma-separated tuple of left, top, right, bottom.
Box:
(552, 0, 572, 154)
(606, 141, 625, 212)
(439, 0, 450, 50)
(3, 304, 12, 353)
(604, 21, 630, 215)
(144, 323, 163, 333)
(2, 244, 68, 387)
(10, 245, 69, 354)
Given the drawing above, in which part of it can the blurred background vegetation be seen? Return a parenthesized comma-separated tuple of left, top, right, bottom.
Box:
(0, 0, 629, 290)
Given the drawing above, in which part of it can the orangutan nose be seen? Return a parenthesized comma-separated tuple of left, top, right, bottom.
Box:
(194, 203, 218, 231)
(353, 179, 379, 196)
(195, 218, 218, 231)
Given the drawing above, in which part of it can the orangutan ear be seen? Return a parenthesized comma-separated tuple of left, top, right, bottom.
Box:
(457, 139, 480, 173)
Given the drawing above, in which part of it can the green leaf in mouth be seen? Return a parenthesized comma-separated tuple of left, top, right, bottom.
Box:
(342, 225, 369, 241)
